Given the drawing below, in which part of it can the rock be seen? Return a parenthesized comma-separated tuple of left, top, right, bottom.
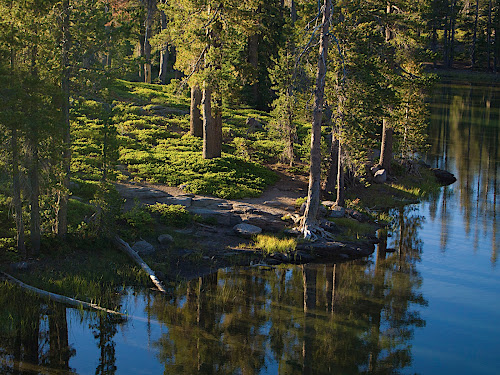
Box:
(189, 208, 240, 226)
(346, 209, 369, 222)
(191, 197, 225, 208)
(263, 200, 285, 207)
(132, 240, 155, 255)
(321, 201, 336, 208)
(233, 223, 262, 238)
(246, 117, 264, 132)
(370, 165, 381, 175)
(319, 205, 328, 217)
(216, 203, 233, 210)
(10, 262, 29, 272)
(329, 206, 345, 218)
(373, 169, 387, 183)
(432, 168, 457, 185)
(294, 251, 316, 262)
(158, 234, 174, 245)
(231, 204, 256, 214)
(319, 220, 339, 233)
(242, 216, 285, 232)
(158, 196, 192, 207)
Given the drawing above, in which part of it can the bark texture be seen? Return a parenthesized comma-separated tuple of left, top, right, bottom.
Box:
(190, 84, 203, 137)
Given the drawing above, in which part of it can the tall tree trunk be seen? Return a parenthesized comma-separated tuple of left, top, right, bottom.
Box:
(29, 42, 41, 257)
(57, 0, 71, 237)
(448, 0, 457, 68)
(380, 2, 394, 174)
(158, 1, 169, 83)
(302, 0, 331, 235)
(487, 0, 493, 70)
(248, 33, 259, 106)
(143, 0, 155, 83)
(379, 118, 393, 173)
(190, 84, 203, 137)
(335, 142, 345, 207)
(471, 0, 479, 68)
(11, 128, 26, 257)
(202, 86, 221, 159)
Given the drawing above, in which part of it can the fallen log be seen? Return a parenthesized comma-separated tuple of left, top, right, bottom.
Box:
(113, 236, 168, 293)
(0, 272, 123, 316)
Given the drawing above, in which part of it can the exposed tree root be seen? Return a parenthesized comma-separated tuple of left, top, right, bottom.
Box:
(0, 272, 124, 316)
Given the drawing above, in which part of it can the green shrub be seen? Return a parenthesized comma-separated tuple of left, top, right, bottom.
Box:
(121, 201, 155, 235)
(148, 203, 192, 227)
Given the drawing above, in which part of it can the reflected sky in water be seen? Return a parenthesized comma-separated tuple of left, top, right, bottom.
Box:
(1, 81, 499, 374)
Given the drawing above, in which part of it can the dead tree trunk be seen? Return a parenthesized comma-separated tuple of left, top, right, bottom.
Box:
(158, 1, 169, 84)
(302, 0, 331, 238)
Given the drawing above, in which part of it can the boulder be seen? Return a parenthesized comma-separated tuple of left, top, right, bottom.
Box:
(321, 201, 336, 208)
(132, 240, 155, 255)
(246, 117, 264, 132)
(329, 206, 345, 218)
(158, 234, 174, 245)
(432, 168, 457, 185)
(373, 169, 387, 184)
(233, 223, 262, 238)
(346, 209, 369, 223)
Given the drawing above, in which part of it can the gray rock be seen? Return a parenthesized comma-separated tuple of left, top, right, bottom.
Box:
(370, 165, 381, 175)
(191, 197, 225, 208)
(330, 206, 345, 218)
(263, 200, 286, 207)
(232, 204, 255, 214)
(233, 223, 262, 238)
(319, 204, 328, 217)
(132, 240, 155, 255)
(158, 196, 192, 207)
(216, 203, 233, 210)
(246, 117, 264, 132)
(189, 208, 238, 226)
(321, 201, 336, 208)
(10, 262, 29, 272)
(158, 234, 174, 245)
(373, 169, 387, 184)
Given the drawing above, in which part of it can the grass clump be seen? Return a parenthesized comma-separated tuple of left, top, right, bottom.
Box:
(254, 234, 296, 255)
(148, 203, 193, 227)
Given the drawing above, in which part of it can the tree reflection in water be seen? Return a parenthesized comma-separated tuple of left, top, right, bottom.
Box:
(146, 206, 427, 374)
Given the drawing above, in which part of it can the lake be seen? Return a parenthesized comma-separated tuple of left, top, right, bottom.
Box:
(1, 80, 499, 374)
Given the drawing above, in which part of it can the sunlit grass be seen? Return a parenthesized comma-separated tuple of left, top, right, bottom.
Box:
(253, 234, 297, 255)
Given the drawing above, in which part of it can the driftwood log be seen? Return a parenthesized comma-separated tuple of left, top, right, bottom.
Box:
(0, 272, 123, 315)
(113, 236, 168, 293)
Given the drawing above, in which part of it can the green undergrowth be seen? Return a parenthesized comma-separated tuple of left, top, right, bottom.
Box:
(69, 79, 288, 199)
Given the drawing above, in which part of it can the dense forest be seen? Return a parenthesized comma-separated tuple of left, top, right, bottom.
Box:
(0, 0, 498, 258)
